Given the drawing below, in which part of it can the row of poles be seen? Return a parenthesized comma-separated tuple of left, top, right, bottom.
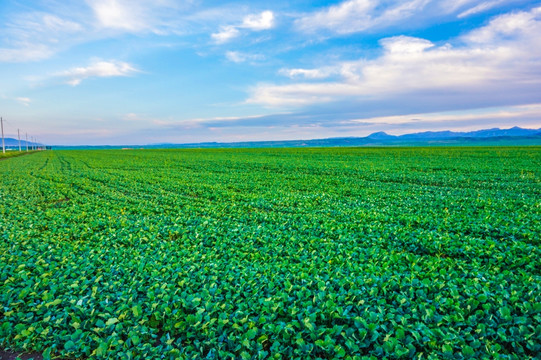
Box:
(1, 116, 41, 154)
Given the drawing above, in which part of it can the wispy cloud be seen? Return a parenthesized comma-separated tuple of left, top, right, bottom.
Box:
(295, 0, 430, 34)
(212, 27, 241, 43)
(153, 114, 270, 129)
(458, 1, 505, 18)
(16, 97, 32, 106)
(348, 103, 541, 125)
(464, 6, 541, 43)
(85, 0, 184, 34)
(437, 0, 478, 14)
(56, 60, 140, 86)
(149, 103, 541, 141)
(88, 0, 143, 31)
(225, 51, 264, 63)
(0, 12, 83, 62)
(0, 46, 54, 63)
(0, 1, 193, 63)
(212, 11, 275, 44)
(294, 0, 522, 35)
(279, 68, 334, 79)
(1, 95, 32, 107)
(250, 7, 541, 108)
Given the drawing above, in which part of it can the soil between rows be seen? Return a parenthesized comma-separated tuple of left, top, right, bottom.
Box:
(0, 349, 44, 360)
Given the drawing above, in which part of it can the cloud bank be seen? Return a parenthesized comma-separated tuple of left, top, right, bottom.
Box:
(295, 0, 524, 34)
(250, 7, 541, 110)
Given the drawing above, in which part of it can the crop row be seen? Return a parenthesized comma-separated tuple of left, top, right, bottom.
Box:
(0, 147, 540, 359)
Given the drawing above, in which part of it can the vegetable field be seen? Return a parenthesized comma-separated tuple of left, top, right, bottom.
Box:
(0, 147, 540, 359)
(0, 151, 35, 160)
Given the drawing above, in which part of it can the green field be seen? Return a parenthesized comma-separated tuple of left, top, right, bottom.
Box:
(0, 151, 35, 160)
(1, 148, 540, 359)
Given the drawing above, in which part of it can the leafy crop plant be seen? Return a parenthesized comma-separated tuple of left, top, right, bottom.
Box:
(0, 147, 540, 359)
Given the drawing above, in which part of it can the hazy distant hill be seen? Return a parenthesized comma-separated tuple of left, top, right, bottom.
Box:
(375, 126, 541, 140)
(1, 138, 38, 147)
(38, 126, 541, 150)
(148, 126, 541, 149)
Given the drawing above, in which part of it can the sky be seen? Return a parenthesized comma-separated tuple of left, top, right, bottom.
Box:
(0, 0, 540, 145)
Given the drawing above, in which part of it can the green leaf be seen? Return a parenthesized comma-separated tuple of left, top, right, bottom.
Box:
(132, 305, 142, 317)
(462, 345, 475, 356)
(46, 298, 62, 307)
(395, 345, 410, 358)
(442, 344, 453, 353)
(303, 318, 315, 332)
(500, 307, 512, 320)
(105, 318, 119, 326)
(246, 328, 258, 340)
(96, 341, 108, 356)
(131, 335, 140, 345)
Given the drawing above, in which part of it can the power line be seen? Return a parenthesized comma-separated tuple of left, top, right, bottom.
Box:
(1, 117, 5, 154)
(0, 118, 46, 153)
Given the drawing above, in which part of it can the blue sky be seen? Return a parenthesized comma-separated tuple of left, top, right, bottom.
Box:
(0, 0, 540, 145)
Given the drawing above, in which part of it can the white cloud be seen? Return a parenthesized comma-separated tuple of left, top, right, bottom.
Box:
(89, 0, 140, 31)
(57, 60, 140, 86)
(349, 103, 541, 125)
(379, 0, 432, 24)
(42, 14, 83, 33)
(0, 13, 83, 62)
(458, 1, 504, 18)
(279, 68, 334, 79)
(240, 11, 275, 31)
(379, 35, 434, 53)
(211, 11, 275, 44)
(439, 0, 479, 14)
(464, 6, 541, 43)
(1, 95, 32, 106)
(225, 51, 264, 63)
(153, 114, 268, 129)
(16, 97, 32, 107)
(212, 26, 241, 43)
(295, 0, 429, 34)
(250, 7, 541, 107)
(295, 0, 373, 34)
(295, 0, 521, 35)
(0, 45, 54, 63)
(0, 1, 202, 62)
(85, 0, 183, 33)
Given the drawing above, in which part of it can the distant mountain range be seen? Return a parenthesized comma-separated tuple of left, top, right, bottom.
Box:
(144, 126, 541, 149)
(4, 126, 541, 150)
(367, 126, 541, 140)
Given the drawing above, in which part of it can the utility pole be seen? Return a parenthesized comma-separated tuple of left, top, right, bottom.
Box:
(25, 133, 29, 151)
(1, 117, 5, 154)
(18, 129, 21, 151)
